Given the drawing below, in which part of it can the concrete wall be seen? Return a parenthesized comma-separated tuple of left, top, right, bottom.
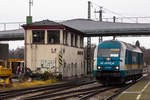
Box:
(62, 46, 84, 77)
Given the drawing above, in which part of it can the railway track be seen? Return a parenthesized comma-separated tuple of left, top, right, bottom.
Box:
(23, 83, 129, 100)
(0, 76, 142, 100)
(23, 84, 106, 100)
(0, 78, 96, 100)
(0, 82, 133, 100)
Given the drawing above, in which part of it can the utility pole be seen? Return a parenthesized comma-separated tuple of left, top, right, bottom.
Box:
(113, 16, 116, 23)
(95, 7, 103, 42)
(88, 1, 91, 19)
(95, 7, 103, 22)
(113, 16, 116, 40)
(29, 0, 33, 16)
(26, 0, 33, 24)
(87, 1, 91, 74)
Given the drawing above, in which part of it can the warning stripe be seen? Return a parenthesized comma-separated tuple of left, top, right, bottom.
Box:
(59, 52, 63, 67)
(59, 56, 62, 61)
(59, 55, 62, 58)
(59, 60, 62, 64)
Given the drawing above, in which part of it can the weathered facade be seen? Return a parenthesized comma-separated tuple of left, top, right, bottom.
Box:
(22, 20, 85, 78)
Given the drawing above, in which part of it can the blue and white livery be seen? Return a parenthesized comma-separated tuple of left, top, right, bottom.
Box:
(93, 40, 143, 84)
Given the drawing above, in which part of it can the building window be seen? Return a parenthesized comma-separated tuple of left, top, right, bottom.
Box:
(63, 31, 68, 45)
(75, 63, 77, 76)
(75, 35, 78, 47)
(32, 30, 45, 44)
(47, 30, 60, 44)
(66, 32, 68, 45)
(80, 36, 83, 48)
(71, 34, 74, 46)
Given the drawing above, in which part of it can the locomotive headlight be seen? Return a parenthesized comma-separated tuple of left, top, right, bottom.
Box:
(115, 66, 119, 70)
(97, 66, 102, 70)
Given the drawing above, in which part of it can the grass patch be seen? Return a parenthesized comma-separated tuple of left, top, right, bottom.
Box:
(0, 79, 57, 90)
(12, 79, 57, 88)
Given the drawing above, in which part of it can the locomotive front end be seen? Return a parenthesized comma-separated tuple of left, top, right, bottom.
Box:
(95, 41, 123, 84)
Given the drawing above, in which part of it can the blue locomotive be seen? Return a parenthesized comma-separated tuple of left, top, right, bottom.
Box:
(93, 40, 143, 84)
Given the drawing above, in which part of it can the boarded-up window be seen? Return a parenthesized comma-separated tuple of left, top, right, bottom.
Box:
(32, 30, 45, 44)
(47, 30, 60, 44)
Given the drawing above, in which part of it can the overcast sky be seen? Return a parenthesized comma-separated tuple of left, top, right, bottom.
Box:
(0, 0, 150, 49)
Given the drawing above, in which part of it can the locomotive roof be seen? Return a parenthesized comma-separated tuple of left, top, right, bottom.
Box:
(122, 41, 142, 53)
(114, 40, 142, 53)
(100, 40, 143, 53)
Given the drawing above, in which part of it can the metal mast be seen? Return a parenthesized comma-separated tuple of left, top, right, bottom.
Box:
(95, 7, 103, 42)
(87, 1, 91, 74)
(29, 0, 33, 16)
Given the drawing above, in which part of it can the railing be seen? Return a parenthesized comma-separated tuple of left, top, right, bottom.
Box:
(102, 17, 150, 23)
(0, 22, 25, 31)
(1, 17, 150, 31)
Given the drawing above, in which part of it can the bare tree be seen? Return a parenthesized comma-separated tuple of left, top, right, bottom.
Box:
(9, 47, 24, 59)
(143, 49, 150, 65)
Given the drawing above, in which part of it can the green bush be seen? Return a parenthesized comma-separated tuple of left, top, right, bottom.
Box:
(56, 73, 62, 81)
(41, 71, 51, 81)
(41, 71, 56, 81)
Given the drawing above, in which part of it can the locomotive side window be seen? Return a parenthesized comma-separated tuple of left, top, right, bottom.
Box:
(32, 30, 45, 44)
(98, 48, 120, 57)
(132, 52, 137, 64)
(125, 50, 129, 64)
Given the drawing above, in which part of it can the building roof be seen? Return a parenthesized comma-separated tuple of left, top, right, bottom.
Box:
(22, 19, 84, 35)
(61, 19, 150, 36)
(0, 29, 24, 40)
(29, 20, 62, 26)
(1, 18, 150, 40)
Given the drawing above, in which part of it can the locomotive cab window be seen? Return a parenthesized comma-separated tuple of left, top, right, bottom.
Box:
(32, 30, 45, 44)
(47, 30, 60, 44)
(98, 48, 120, 57)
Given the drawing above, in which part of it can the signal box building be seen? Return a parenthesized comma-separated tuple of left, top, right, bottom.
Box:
(22, 20, 85, 78)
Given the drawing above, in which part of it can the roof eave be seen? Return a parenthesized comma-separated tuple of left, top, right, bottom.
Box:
(22, 24, 65, 30)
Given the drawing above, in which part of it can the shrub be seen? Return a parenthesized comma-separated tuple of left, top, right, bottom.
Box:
(56, 73, 62, 81)
(41, 71, 51, 81)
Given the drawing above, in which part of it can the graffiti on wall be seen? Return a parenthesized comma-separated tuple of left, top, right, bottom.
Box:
(40, 59, 55, 69)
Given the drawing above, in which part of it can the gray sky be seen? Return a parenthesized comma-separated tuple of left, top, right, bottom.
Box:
(0, 0, 150, 49)
(0, 0, 150, 22)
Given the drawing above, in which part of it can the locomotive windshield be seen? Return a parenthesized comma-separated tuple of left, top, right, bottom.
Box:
(97, 48, 120, 57)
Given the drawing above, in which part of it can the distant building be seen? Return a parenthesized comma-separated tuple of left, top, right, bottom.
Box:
(22, 20, 85, 78)
(0, 44, 8, 61)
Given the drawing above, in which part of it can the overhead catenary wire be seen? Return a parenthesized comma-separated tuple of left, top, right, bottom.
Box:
(90, 1, 138, 23)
